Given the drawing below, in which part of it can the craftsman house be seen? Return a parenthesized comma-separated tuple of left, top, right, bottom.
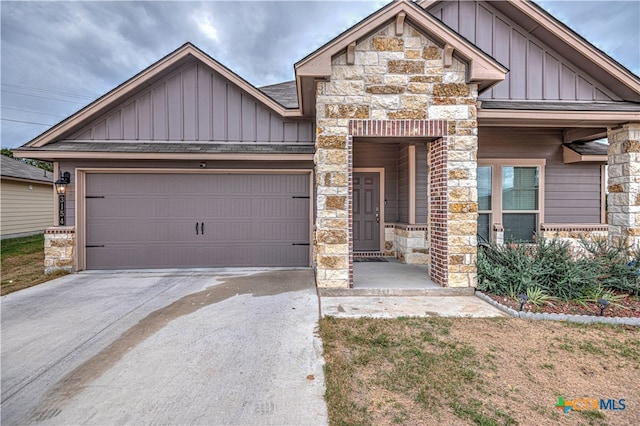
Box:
(15, 0, 640, 288)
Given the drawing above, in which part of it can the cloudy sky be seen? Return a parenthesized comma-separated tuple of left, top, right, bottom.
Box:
(1, 0, 639, 149)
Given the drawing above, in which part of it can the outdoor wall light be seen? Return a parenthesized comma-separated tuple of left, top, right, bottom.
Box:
(597, 298, 610, 316)
(518, 293, 529, 312)
(55, 172, 71, 226)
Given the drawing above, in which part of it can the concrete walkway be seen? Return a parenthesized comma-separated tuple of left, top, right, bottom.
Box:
(1, 269, 327, 425)
(320, 295, 507, 318)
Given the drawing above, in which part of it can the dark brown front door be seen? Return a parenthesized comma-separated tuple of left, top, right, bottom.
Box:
(85, 173, 310, 269)
(353, 172, 380, 251)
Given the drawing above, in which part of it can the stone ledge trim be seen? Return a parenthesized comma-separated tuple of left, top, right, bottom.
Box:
(349, 119, 447, 137)
(393, 223, 429, 231)
(540, 224, 609, 232)
(45, 226, 76, 234)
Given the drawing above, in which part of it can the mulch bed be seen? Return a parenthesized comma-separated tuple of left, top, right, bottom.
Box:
(485, 292, 640, 318)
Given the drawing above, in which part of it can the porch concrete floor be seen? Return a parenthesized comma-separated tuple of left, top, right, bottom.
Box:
(320, 258, 506, 318)
(353, 257, 438, 289)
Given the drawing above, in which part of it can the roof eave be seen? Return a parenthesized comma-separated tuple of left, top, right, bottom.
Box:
(12, 150, 314, 162)
(478, 109, 639, 128)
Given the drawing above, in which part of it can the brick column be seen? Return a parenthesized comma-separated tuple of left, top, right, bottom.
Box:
(428, 137, 449, 285)
(607, 123, 640, 248)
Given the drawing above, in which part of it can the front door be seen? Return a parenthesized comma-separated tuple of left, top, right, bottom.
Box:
(353, 172, 380, 251)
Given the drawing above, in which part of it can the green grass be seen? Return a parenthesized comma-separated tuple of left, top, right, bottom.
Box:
(1, 233, 45, 259)
(1, 234, 67, 295)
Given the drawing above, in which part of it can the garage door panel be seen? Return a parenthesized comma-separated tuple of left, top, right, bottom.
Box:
(85, 173, 310, 269)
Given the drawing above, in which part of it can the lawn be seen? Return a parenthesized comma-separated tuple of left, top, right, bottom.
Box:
(320, 317, 640, 426)
(1, 234, 67, 296)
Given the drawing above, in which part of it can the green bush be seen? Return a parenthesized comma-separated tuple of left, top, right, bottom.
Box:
(477, 235, 639, 300)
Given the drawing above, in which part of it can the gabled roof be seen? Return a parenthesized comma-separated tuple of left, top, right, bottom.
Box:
(22, 43, 302, 149)
(0, 155, 52, 184)
(419, 0, 640, 102)
(294, 0, 508, 116)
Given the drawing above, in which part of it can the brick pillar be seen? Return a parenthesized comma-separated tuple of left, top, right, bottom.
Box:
(428, 137, 449, 285)
(44, 226, 75, 273)
(607, 123, 640, 248)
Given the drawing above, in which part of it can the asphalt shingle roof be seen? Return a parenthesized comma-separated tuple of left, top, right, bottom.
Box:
(259, 81, 299, 109)
(565, 140, 609, 156)
(1, 155, 53, 183)
(18, 141, 314, 155)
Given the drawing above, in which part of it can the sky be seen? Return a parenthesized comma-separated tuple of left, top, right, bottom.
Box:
(1, 0, 639, 149)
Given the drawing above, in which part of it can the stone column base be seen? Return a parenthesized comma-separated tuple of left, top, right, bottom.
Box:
(44, 227, 76, 273)
(392, 224, 429, 265)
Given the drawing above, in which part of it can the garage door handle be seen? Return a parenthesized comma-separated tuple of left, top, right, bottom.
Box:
(196, 222, 199, 235)
(201, 222, 205, 235)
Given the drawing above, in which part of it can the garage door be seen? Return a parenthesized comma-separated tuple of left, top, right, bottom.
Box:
(85, 173, 310, 269)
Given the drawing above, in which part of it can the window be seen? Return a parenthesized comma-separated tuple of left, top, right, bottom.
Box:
(477, 160, 545, 243)
(477, 166, 492, 243)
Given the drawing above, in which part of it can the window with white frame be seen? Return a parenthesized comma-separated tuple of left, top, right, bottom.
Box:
(477, 160, 545, 243)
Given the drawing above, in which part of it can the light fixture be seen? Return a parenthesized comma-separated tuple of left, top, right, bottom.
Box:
(55, 172, 71, 226)
(597, 298, 609, 317)
(518, 293, 529, 312)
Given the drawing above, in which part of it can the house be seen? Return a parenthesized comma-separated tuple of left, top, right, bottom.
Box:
(14, 0, 640, 287)
(0, 155, 53, 239)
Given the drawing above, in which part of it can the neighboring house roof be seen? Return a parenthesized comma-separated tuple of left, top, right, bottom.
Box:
(0, 155, 52, 184)
(260, 81, 299, 109)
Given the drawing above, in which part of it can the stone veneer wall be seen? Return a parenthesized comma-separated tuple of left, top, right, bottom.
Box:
(608, 123, 640, 248)
(314, 21, 478, 288)
(539, 224, 608, 256)
(44, 226, 75, 273)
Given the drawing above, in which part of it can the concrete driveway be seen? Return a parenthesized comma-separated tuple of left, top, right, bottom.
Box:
(1, 269, 327, 425)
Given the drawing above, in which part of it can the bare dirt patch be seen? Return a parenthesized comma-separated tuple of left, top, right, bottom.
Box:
(320, 317, 639, 426)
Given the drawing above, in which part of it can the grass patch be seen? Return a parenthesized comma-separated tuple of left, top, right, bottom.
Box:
(320, 317, 640, 425)
(1, 234, 67, 295)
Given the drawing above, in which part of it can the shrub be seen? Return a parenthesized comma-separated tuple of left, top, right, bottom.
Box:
(476, 235, 639, 300)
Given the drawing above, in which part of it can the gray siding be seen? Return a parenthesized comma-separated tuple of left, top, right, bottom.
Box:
(59, 159, 313, 227)
(70, 61, 313, 143)
(478, 128, 602, 224)
(430, 1, 620, 102)
(415, 143, 428, 223)
(353, 143, 399, 223)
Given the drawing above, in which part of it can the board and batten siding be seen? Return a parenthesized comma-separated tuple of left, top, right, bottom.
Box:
(429, 1, 620, 102)
(57, 159, 313, 227)
(1, 179, 53, 238)
(69, 60, 313, 143)
(478, 128, 603, 224)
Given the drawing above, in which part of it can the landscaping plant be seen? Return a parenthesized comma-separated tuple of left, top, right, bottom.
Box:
(477, 235, 640, 302)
